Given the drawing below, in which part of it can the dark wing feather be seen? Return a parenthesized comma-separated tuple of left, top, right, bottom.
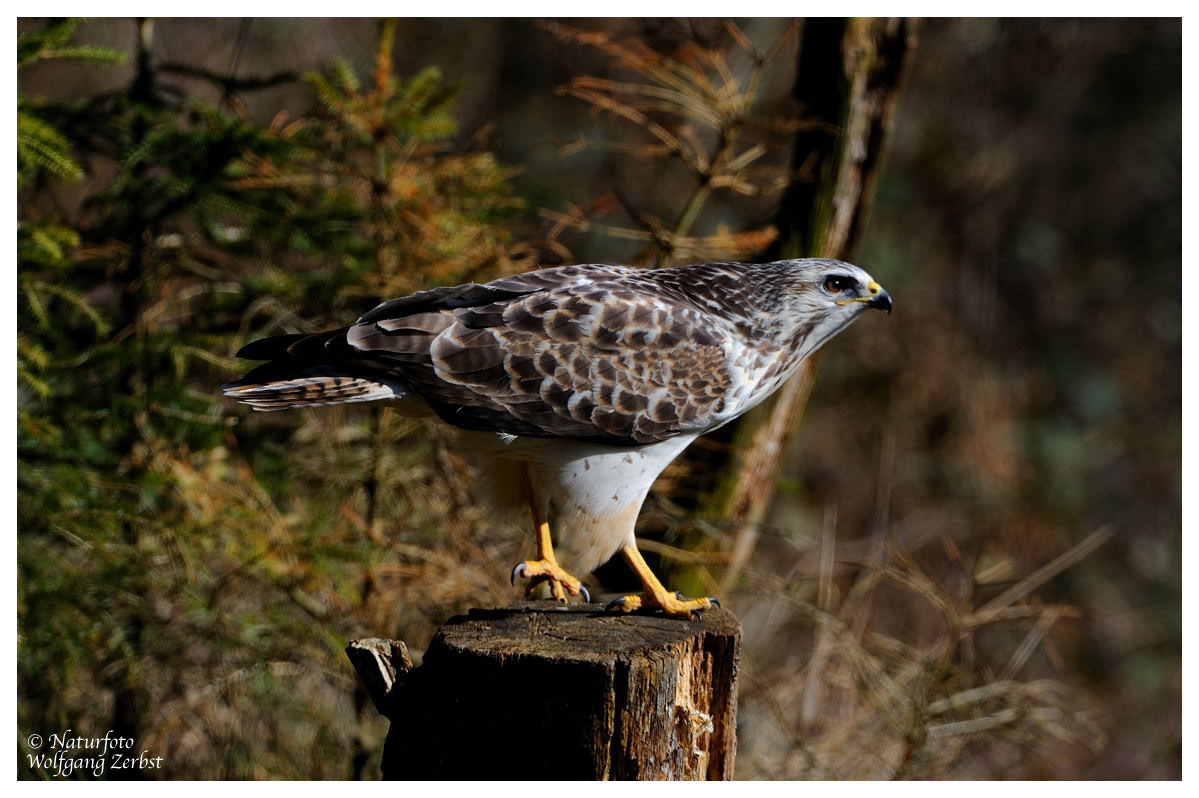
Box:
(357, 283, 529, 325)
(236, 332, 312, 360)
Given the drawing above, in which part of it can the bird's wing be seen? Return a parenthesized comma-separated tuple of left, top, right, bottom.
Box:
(345, 264, 740, 445)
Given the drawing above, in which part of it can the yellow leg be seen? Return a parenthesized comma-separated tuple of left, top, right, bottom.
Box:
(607, 544, 719, 618)
(510, 497, 589, 603)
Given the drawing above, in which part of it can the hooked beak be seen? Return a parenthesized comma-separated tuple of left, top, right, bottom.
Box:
(866, 281, 892, 315)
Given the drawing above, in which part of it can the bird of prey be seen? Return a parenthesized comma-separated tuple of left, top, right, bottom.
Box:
(223, 258, 891, 617)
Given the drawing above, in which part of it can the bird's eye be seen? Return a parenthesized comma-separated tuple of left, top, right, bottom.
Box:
(823, 275, 853, 294)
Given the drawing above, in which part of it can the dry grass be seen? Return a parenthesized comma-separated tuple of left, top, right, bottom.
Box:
(710, 524, 1110, 778)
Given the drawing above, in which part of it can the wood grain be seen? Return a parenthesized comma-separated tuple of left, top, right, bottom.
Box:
(351, 601, 741, 780)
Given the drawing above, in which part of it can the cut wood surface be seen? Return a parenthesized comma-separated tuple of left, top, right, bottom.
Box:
(348, 601, 742, 780)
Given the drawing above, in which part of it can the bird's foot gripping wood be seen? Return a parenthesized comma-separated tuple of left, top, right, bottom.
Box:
(511, 559, 590, 604)
(606, 590, 718, 620)
(606, 544, 721, 619)
(514, 503, 589, 603)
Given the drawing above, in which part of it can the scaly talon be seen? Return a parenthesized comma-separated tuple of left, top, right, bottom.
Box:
(610, 544, 723, 619)
(511, 557, 589, 603)
(606, 589, 716, 618)
(515, 470, 590, 604)
(605, 595, 636, 613)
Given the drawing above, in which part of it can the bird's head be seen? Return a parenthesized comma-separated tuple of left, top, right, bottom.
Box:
(797, 258, 892, 313)
(760, 258, 892, 357)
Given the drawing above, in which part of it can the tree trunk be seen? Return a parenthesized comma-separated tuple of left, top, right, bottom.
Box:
(347, 601, 741, 780)
(712, 18, 917, 590)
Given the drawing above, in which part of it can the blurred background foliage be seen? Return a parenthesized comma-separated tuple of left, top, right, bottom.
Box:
(16, 18, 1179, 779)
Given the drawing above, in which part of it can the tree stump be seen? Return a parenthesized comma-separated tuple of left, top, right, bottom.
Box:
(346, 601, 741, 780)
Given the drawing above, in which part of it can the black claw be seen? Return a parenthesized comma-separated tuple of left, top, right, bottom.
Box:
(605, 597, 627, 613)
(690, 610, 704, 621)
(579, 584, 591, 604)
(708, 597, 721, 608)
(510, 563, 526, 585)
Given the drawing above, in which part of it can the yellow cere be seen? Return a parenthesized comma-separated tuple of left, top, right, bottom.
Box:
(836, 280, 884, 306)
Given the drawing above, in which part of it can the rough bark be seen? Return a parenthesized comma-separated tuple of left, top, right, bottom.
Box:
(713, 18, 917, 590)
(348, 601, 741, 780)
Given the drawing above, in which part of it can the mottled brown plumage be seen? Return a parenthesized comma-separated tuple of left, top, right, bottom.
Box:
(223, 258, 892, 616)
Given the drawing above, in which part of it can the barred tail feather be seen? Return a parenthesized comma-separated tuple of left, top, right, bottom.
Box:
(222, 363, 408, 411)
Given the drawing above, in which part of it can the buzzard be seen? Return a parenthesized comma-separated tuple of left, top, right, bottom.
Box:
(223, 259, 891, 617)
